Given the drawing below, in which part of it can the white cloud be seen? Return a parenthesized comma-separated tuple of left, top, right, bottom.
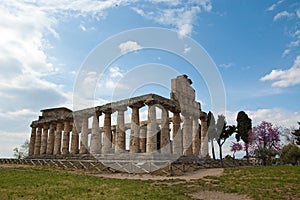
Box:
(183, 46, 191, 54)
(119, 41, 142, 54)
(260, 55, 300, 87)
(219, 62, 234, 69)
(267, 4, 277, 11)
(297, 9, 300, 19)
(132, 0, 212, 37)
(273, 11, 294, 21)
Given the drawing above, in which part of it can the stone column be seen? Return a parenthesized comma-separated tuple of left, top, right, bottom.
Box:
(102, 110, 112, 154)
(115, 107, 127, 153)
(70, 123, 79, 154)
(172, 112, 182, 155)
(139, 126, 146, 153)
(111, 130, 115, 150)
(182, 115, 192, 156)
(34, 126, 42, 155)
(160, 107, 170, 154)
(62, 120, 71, 155)
(40, 124, 49, 155)
(192, 117, 200, 155)
(146, 101, 157, 153)
(46, 123, 55, 155)
(200, 114, 208, 158)
(80, 116, 89, 154)
(29, 125, 36, 156)
(53, 122, 63, 155)
(90, 114, 101, 154)
(130, 104, 142, 153)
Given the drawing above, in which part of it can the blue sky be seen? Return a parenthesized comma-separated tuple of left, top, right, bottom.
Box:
(0, 0, 300, 158)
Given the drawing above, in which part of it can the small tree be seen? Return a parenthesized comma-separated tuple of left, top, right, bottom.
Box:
(207, 111, 217, 160)
(216, 115, 236, 166)
(13, 140, 29, 159)
(280, 143, 300, 165)
(236, 111, 252, 160)
(230, 142, 243, 159)
(248, 121, 281, 165)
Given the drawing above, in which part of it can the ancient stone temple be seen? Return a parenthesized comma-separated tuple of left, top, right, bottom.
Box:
(28, 75, 209, 160)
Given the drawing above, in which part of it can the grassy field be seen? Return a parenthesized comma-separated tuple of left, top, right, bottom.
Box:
(0, 165, 299, 199)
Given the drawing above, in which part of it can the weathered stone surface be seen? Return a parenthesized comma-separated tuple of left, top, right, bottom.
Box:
(200, 112, 208, 158)
(129, 105, 141, 153)
(183, 115, 192, 156)
(172, 112, 182, 155)
(80, 117, 89, 154)
(46, 123, 55, 155)
(70, 123, 79, 154)
(116, 107, 127, 153)
(102, 111, 112, 154)
(160, 107, 170, 154)
(40, 124, 49, 155)
(34, 127, 42, 155)
(62, 121, 71, 155)
(53, 122, 63, 155)
(29, 126, 36, 156)
(139, 126, 146, 153)
(192, 118, 200, 155)
(90, 115, 101, 154)
(146, 102, 157, 153)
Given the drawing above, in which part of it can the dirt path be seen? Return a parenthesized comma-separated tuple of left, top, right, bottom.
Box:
(92, 168, 224, 181)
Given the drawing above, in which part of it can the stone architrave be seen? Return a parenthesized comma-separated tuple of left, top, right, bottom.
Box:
(80, 117, 89, 154)
(62, 121, 71, 155)
(29, 126, 36, 156)
(46, 123, 55, 155)
(34, 126, 42, 155)
(160, 107, 171, 154)
(102, 110, 112, 154)
(139, 126, 146, 153)
(182, 115, 192, 156)
(130, 104, 143, 153)
(53, 122, 63, 155)
(146, 101, 157, 153)
(192, 117, 200, 155)
(70, 123, 79, 154)
(40, 124, 49, 155)
(200, 113, 208, 158)
(115, 107, 127, 153)
(90, 114, 101, 154)
(172, 112, 182, 155)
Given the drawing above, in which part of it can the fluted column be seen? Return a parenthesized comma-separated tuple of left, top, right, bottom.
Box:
(34, 126, 42, 155)
(102, 110, 112, 154)
(46, 123, 55, 155)
(146, 101, 157, 153)
(53, 122, 63, 155)
(70, 123, 79, 154)
(160, 107, 170, 154)
(40, 124, 49, 155)
(80, 117, 89, 154)
(200, 114, 208, 158)
(192, 117, 200, 155)
(182, 115, 192, 155)
(130, 104, 142, 153)
(29, 125, 36, 156)
(115, 107, 127, 153)
(62, 121, 71, 155)
(139, 126, 146, 153)
(90, 114, 101, 154)
(172, 112, 182, 155)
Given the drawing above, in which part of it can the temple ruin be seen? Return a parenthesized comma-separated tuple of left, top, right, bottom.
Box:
(28, 75, 209, 166)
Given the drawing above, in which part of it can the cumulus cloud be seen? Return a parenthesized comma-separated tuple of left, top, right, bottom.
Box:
(273, 11, 294, 21)
(119, 41, 142, 54)
(260, 55, 300, 87)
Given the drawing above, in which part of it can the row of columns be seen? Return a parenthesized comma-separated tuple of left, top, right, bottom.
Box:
(29, 104, 209, 157)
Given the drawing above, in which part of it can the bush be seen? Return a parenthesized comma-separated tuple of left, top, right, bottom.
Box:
(280, 144, 300, 165)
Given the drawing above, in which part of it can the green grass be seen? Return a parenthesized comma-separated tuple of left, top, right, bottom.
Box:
(199, 166, 300, 200)
(0, 167, 192, 200)
(0, 165, 299, 199)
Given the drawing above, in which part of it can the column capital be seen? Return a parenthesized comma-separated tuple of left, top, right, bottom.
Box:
(145, 100, 157, 106)
(129, 102, 144, 109)
(116, 106, 127, 112)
